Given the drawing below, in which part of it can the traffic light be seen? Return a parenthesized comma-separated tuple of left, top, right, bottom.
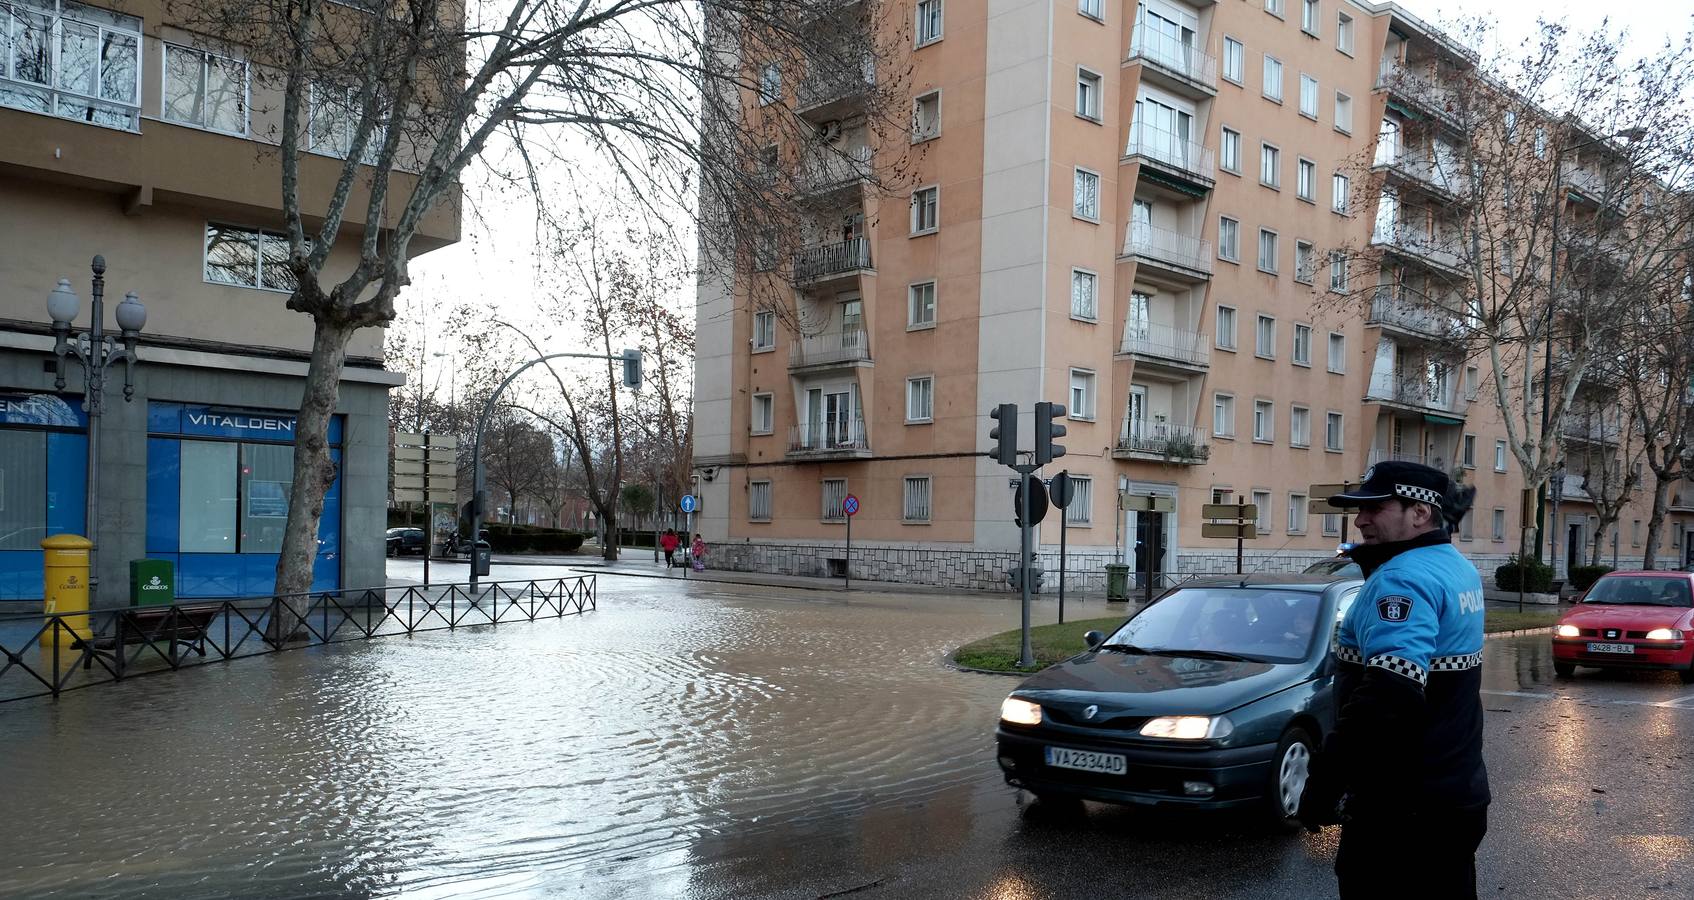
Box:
(988, 403, 1018, 466)
(1035, 401, 1067, 465)
(621, 348, 643, 389)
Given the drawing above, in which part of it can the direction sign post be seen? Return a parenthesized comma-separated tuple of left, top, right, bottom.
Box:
(679, 494, 697, 578)
(842, 493, 859, 590)
(393, 431, 459, 585)
(1201, 499, 1259, 574)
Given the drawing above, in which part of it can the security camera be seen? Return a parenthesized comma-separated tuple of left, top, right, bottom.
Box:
(700, 467, 717, 482)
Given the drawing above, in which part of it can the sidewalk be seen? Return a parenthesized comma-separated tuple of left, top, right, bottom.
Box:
(538, 554, 1001, 597)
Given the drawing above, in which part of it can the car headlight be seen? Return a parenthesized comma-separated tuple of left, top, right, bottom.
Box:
(1644, 628, 1683, 641)
(1140, 715, 1233, 740)
(1000, 697, 1042, 726)
(1555, 624, 1582, 638)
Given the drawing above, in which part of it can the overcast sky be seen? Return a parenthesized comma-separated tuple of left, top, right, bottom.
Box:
(399, 0, 1693, 391)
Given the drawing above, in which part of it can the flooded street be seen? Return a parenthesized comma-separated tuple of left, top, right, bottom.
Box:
(3, 564, 1692, 899)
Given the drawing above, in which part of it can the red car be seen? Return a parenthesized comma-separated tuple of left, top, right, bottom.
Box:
(1552, 571, 1694, 683)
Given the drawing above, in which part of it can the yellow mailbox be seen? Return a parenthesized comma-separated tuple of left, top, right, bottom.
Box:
(41, 534, 92, 648)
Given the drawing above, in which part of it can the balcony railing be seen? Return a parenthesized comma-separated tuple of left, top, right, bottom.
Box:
(1377, 61, 1458, 124)
(1371, 225, 1464, 273)
(1115, 422, 1210, 463)
(789, 327, 871, 369)
(797, 60, 876, 111)
(789, 417, 870, 454)
(1377, 150, 1467, 197)
(1367, 449, 1431, 467)
(1560, 161, 1610, 200)
(1123, 223, 1214, 275)
(1126, 28, 1218, 90)
(1125, 120, 1216, 183)
(1372, 378, 1468, 416)
(1367, 287, 1463, 340)
(798, 145, 873, 194)
(793, 237, 872, 282)
(1120, 323, 1210, 367)
(1561, 417, 1623, 444)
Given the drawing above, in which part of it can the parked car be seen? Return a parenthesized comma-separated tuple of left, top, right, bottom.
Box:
(385, 527, 427, 557)
(1302, 555, 1362, 579)
(1551, 571, 1694, 683)
(996, 575, 1362, 824)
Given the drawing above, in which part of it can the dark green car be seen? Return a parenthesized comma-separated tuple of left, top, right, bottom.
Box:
(996, 575, 1362, 823)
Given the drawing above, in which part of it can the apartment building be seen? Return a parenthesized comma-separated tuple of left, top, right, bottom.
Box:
(0, 0, 458, 604)
(693, 0, 1694, 589)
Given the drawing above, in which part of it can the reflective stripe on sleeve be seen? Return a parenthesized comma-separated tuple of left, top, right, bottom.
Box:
(1366, 653, 1428, 686)
(1429, 650, 1483, 672)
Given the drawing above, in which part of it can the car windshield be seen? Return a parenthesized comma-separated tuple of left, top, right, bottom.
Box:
(1102, 587, 1325, 663)
(1303, 558, 1361, 577)
(1583, 577, 1693, 608)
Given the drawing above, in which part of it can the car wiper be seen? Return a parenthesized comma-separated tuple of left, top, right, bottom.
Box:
(1147, 648, 1269, 663)
(1098, 642, 1152, 654)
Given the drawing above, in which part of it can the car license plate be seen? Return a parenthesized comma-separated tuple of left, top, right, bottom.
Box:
(1044, 746, 1127, 775)
(1587, 642, 1635, 654)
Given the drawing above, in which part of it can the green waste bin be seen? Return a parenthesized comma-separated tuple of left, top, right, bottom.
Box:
(1105, 563, 1130, 602)
(130, 558, 176, 606)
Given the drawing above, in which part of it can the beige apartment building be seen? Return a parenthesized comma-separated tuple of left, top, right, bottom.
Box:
(692, 0, 1694, 589)
(0, 0, 457, 604)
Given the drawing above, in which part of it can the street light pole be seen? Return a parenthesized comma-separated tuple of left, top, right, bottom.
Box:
(46, 256, 145, 607)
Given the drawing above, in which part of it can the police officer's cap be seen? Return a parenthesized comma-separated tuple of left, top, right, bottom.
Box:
(1328, 461, 1450, 509)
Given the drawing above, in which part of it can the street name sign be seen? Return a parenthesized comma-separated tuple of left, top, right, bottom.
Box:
(1201, 503, 1257, 520)
(1202, 522, 1259, 540)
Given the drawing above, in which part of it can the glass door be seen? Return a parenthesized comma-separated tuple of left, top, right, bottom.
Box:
(806, 389, 824, 448)
(1132, 199, 1153, 249)
(825, 390, 853, 447)
(1129, 291, 1151, 341)
(839, 297, 863, 350)
(1127, 385, 1148, 446)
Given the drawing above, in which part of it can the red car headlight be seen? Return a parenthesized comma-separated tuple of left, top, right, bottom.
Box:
(1644, 628, 1683, 641)
(1555, 624, 1581, 638)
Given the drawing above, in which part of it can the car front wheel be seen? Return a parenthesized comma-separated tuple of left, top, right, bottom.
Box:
(1680, 665, 1694, 685)
(1265, 726, 1315, 828)
(1554, 661, 1575, 678)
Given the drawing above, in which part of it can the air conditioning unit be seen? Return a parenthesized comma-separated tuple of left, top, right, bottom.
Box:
(817, 119, 842, 142)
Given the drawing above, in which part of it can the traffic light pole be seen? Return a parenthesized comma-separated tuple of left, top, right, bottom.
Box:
(1017, 465, 1035, 669)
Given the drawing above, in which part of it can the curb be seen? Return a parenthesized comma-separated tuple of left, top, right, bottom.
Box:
(941, 653, 1051, 677)
(1486, 626, 1553, 639)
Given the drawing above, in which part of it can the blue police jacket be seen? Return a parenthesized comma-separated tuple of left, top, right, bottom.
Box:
(1331, 529, 1490, 812)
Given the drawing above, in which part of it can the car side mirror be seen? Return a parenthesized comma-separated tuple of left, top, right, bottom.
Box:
(1084, 630, 1106, 651)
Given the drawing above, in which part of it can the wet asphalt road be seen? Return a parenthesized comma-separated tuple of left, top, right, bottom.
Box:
(0, 562, 1690, 899)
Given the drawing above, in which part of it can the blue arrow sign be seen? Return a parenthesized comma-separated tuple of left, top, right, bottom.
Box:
(680, 494, 697, 513)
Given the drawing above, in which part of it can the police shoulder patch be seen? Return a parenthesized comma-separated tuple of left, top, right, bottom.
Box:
(1375, 595, 1414, 623)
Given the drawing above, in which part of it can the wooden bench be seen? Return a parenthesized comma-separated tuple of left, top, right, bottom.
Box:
(76, 603, 223, 669)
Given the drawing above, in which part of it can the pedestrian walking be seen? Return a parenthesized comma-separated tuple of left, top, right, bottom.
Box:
(660, 529, 680, 568)
(690, 534, 707, 572)
(1297, 461, 1487, 899)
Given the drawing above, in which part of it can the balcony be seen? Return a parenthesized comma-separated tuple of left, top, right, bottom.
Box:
(1124, 120, 1216, 190)
(1119, 323, 1210, 369)
(796, 59, 876, 121)
(798, 145, 873, 197)
(1670, 490, 1694, 512)
(1560, 161, 1612, 204)
(1374, 150, 1467, 202)
(1126, 28, 1218, 97)
(789, 327, 872, 372)
(793, 237, 873, 288)
(1376, 61, 1462, 131)
(1556, 473, 1593, 503)
(1114, 423, 1211, 464)
(1371, 225, 1466, 278)
(1367, 377, 1469, 418)
(1367, 287, 1463, 342)
(1561, 417, 1623, 445)
(1122, 223, 1213, 282)
(788, 417, 871, 460)
(1366, 449, 1434, 467)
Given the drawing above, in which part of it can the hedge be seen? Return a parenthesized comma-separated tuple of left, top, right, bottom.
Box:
(1568, 565, 1614, 591)
(481, 524, 585, 554)
(1495, 555, 1554, 593)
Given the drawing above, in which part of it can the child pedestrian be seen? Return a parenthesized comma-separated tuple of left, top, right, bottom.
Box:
(690, 533, 707, 572)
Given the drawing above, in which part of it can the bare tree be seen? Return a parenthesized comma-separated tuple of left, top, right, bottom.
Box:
(1561, 384, 1645, 568)
(482, 412, 554, 523)
(1621, 258, 1694, 567)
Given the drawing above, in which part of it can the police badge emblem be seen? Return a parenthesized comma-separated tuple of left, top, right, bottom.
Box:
(1376, 595, 1413, 622)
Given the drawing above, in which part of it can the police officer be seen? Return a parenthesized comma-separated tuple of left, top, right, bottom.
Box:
(1297, 461, 1488, 899)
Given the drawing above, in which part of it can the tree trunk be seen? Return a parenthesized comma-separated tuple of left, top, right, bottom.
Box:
(1643, 476, 1671, 569)
(271, 319, 352, 643)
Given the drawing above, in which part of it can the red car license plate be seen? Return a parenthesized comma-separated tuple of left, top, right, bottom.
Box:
(1586, 642, 1634, 654)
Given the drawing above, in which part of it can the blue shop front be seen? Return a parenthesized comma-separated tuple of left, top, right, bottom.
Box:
(146, 403, 342, 598)
(0, 393, 87, 600)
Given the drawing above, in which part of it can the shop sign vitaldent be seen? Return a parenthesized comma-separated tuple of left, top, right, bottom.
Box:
(181, 407, 298, 439)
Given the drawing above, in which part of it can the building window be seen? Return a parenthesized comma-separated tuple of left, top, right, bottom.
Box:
(1337, 12, 1354, 54)
(1255, 314, 1276, 358)
(1221, 126, 1242, 173)
(1264, 0, 1284, 17)
(751, 393, 774, 434)
(1294, 240, 1315, 283)
(906, 376, 934, 422)
(1211, 487, 1236, 505)
(1079, 0, 1104, 20)
(1323, 513, 1341, 536)
(1262, 55, 1283, 102)
(904, 476, 932, 522)
(1291, 405, 1311, 446)
(1458, 507, 1473, 541)
(1288, 493, 1308, 533)
(1534, 126, 1547, 160)
(911, 186, 939, 234)
(163, 44, 247, 135)
(1332, 173, 1350, 213)
(204, 224, 300, 292)
(1297, 158, 1316, 201)
(909, 281, 936, 328)
(1301, 0, 1319, 34)
(752, 227, 777, 272)
(1216, 305, 1238, 350)
(1253, 490, 1274, 533)
(749, 481, 772, 522)
(1334, 91, 1353, 132)
(753, 310, 777, 350)
(913, 91, 941, 140)
(1495, 440, 1508, 472)
(1077, 68, 1102, 121)
(1293, 324, 1312, 366)
(1464, 365, 1480, 400)
(1632, 519, 1642, 546)
(1329, 251, 1348, 292)
(1067, 477, 1093, 524)
(1504, 109, 1518, 143)
(916, 0, 943, 46)
(1214, 394, 1236, 437)
(1492, 508, 1506, 541)
(309, 82, 387, 162)
(1260, 143, 1281, 188)
(1462, 434, 1476, 468)
(822, 479, 848, 520)
(1222, 36, 1245, 84)
(1071, 269, 1098, 319)
(1069, 369, 1096, 420)
(1325, 411, 1344, 450)
(1073, 168, 1100, 220)
(1257, 229, 1279, 274)
(758, 62, 780, 104)
(0, 0, 142, 130)
(1327, 332, 1345, 373)
(1253, 400, 1274, 442)
(1219, 216, 1240, 262)
(1299, 74, 1318, 118)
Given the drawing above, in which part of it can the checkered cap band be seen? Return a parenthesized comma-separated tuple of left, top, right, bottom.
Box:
(1335, 645, 1363, 665)
(1430, 650, 1483, 672)
(1367, 653, 1429, 686)
(1395, 484, 1444, 506)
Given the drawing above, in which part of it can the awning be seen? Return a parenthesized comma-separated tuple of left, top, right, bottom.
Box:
(1139, 167, 1210, 198)
(1423, 413, 1464, 426)
(1386, 99, 1424, 122)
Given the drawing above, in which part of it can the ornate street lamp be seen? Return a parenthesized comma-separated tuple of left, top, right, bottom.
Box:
(47, 256, 145, 605)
